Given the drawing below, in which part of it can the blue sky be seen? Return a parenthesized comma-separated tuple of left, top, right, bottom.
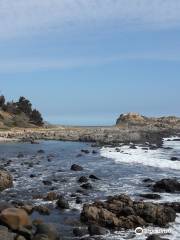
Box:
(0, 0, 180, 125)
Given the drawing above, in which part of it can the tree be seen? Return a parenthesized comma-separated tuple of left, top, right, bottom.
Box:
(30, 109, 43, 126)
(3, 101, 19, 114)
(17, 96, 32, 116)
(0, 95, 5, 107)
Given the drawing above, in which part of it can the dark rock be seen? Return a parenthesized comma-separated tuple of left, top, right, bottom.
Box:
(73, 227, 88, 237)
(76, 197, 82, 204)
(92, 150, 98, 154)
(37, 150, 45, 154)
(76, 154, 83, 158)
(170, 157, 179, 161)
(78, 176, 88, 183)
(152, 178, 180, 193)
(30, 174, 36, 178)
(42, 180, 52, 186)
(129, 145, 137, 149)
(71, 164, 83, 171)
(17, 153, 24, 158)
(143, 178, 154, 183)
(81, 150, 90, 154)
(139, 193, 161, 200)
(56, 196, 69, 209)
(89, 175, 100, 180)
(34, 223, 60, 240)
(146, 235, 169, 240)
(119, 207, 135, 217)
(88, 224, 109, 236)
(81, 183, 93, 190)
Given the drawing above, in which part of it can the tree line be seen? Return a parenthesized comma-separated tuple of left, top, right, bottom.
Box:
(0, 95, 43, 126)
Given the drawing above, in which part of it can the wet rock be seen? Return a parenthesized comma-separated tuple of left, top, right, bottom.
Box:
(81, 183, 93, 190)
(146, 235, 169, 240)
(37, 150, 45, 154)
(81, 194, 176, 230)
(56, 196, 69, 209)
(89, 175, 100, 180)
(139, 193, 161, 200)
(33, 205, 50, 215)
(143, 178, 154, 183)
(76, 197, 82, 204)
(34, 223, 60, 240)
(88, 224, 109, 236)
(81, 150, 90, 154)
(163, 202, 180, 213)
(78, 176, 88, 183)
(170, 157, 179, 161)
(0, 170, 13, 191)
(16, 236, 27, 240)
(152, 178, 180, 193)
(44, 192, 59, 201)
(71, 164, 83, 171)
(129, 145, 137, 149)
(30, 174, 36, 178)
(22, 205, 33, 214)
(17, 153, 24, 158)
(0, 202, 13, 212)
(73, 227, 88, 237)
(0, 225, 15, 240)
(92, 150, 98, 154)
(0, 208, 31, 230)
(76, 154, 83, 158)
(42, 180, 52, 186)
(33, 235, 49, 240)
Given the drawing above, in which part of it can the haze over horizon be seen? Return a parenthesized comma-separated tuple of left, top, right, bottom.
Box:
(0, 1, 180, 125)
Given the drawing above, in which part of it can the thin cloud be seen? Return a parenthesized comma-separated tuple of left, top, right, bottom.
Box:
(0, 51, 179, 73)
(0, 0, 180, 39)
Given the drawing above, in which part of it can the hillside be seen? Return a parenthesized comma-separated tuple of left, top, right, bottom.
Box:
(0, 95, 43, 129)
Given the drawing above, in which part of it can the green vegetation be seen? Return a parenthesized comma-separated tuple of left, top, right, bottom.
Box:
(0, 95, 43, 128)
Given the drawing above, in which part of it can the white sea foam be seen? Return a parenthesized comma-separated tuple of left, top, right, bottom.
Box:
(100, 138, 180, 170)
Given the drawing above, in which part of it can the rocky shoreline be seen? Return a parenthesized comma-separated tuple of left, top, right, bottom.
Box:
(0, 123, 180, 239)
(0, 124, 180, 146)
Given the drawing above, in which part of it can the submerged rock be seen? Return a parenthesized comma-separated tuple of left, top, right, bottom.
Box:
(71, 164, 83, 171)
(89, 175, 100, 180)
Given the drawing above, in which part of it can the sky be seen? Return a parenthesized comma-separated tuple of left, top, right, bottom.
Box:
(0, 0, 180, 125)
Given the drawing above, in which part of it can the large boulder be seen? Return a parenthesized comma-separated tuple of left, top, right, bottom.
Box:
(81, 194, 176, 231)
(34, 223, 60, 240)
(0, 170, 13, 191)
(0, 208, 31, 230)
(152, 179, 180, 193)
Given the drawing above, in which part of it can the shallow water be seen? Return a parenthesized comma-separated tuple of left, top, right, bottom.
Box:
(0, 138, 179, 239)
